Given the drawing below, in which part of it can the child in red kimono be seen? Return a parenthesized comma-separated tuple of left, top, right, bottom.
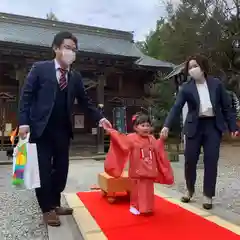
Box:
(104, 113, 174, 215)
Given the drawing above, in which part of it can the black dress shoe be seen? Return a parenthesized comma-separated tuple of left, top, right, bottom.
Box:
(202, 196, 213, 210)
(202, 203, 213, 210)
(181, 192, 193, 203)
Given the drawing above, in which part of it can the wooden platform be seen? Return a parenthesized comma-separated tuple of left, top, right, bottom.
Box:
(98, 172, 131, 203)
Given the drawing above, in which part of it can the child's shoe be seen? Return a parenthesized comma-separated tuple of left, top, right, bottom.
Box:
(130, 206, 140, 215)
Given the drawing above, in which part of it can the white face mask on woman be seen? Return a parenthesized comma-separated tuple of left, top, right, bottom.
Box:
(61, 49, 76, 66)
(188, 67, 204, 81)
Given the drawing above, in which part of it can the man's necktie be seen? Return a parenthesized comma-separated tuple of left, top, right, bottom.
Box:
(59, 68, 68, 90)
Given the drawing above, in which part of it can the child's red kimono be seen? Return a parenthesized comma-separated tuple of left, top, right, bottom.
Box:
(104, 130, 174, 214)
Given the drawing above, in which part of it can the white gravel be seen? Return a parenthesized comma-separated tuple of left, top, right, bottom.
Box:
(0, 166, 48, 240)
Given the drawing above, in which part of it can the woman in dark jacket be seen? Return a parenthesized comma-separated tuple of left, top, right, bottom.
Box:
(160, 55, 238, 209)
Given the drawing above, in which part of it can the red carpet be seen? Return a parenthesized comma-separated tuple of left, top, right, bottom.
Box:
(77, 191, 240, 240)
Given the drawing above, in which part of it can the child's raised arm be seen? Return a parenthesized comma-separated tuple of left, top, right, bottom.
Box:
(104, 129, 132, 178)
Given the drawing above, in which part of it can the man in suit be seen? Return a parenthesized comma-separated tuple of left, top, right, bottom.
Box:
(160, 55, 238, 210)
(18, 31, 112, 226)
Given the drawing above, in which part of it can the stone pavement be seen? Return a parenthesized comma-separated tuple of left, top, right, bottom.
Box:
(0, 143, 240, 239)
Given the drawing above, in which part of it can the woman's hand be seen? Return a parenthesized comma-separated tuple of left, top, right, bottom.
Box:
(231, 131, 239, 138)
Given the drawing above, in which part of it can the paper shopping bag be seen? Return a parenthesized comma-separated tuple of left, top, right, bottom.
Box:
(12, 136, 40, 189)
(24, 142, 40, 189)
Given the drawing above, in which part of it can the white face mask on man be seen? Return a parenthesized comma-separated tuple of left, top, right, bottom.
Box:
(61, 49, 76, 66)
(188, 67, 204, 81)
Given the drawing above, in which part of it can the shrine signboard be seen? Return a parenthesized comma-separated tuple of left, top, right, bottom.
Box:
(113, 107, 127, 133)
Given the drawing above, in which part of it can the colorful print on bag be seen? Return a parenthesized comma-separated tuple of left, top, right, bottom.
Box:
(12, 143, 27, 186)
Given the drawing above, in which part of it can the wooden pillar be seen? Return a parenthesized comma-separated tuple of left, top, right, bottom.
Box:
(97, 74, 105, 154)
(0, 93, 14, 151)
(0, 98, 5, 150)
(118, 75, 123, 92)
(15, 66, 27, 104)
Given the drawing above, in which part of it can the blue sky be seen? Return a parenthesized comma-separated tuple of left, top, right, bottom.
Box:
(0, 0, 178, 40)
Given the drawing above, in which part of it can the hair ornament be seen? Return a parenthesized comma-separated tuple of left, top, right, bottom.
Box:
(132, 114, 138, 122)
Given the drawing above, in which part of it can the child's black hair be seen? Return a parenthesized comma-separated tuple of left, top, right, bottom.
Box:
(132, 113, 151, 126)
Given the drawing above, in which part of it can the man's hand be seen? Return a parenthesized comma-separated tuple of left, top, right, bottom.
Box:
(160, 127, 169, 139)
(19, 126, 30, 140)
(99, 118, 112, 131)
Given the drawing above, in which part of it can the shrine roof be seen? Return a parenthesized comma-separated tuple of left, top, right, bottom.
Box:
(0, 12, 174, 69)
(164, 62, 185, 79)
(136, 55, 175, 68)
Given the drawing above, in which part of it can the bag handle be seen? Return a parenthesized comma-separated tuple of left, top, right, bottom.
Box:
(17, 133, 30, 146)
(25, 133, 30, 142)
(10, 127, 31, 145)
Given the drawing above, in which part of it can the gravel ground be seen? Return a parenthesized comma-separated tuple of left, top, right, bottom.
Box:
(0, 191, 48, 240)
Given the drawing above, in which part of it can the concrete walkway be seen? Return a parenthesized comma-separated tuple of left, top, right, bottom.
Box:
(47, 197, 83, 240)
